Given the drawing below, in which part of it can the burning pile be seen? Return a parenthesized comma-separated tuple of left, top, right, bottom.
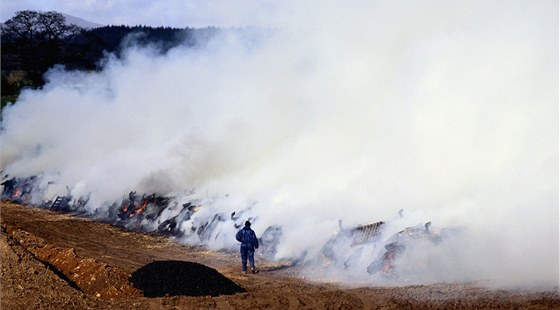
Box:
(0, 174, 457, 279)
(0, 175, 282, 258)
(130, 260, 245, 297)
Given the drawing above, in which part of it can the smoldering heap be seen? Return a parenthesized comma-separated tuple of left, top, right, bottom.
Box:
(0, 1, 557, 288)
(130, 260, 245, 297)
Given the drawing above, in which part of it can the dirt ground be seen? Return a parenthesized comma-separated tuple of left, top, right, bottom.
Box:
(1, 201, 558, 309)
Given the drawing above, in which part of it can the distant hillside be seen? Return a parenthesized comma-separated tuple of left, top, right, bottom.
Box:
(0, 10, 211, 102)
(62, 13, 103, 29)
(1, 10, 269, 107)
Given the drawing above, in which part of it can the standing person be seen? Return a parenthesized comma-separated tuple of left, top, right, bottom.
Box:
(236, 221, 259, 274)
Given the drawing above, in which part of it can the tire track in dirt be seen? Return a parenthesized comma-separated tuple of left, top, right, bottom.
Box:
(4, 224, 142, 299)
(1, 223, 95, 309)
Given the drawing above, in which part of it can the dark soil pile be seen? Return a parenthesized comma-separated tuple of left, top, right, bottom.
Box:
(130, 260, 246, 297)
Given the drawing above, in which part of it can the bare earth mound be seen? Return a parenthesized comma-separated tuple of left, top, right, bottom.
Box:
(1, 201, 559, 309)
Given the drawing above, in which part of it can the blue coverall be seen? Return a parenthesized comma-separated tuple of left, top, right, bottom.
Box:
(236, 226, 259, 272)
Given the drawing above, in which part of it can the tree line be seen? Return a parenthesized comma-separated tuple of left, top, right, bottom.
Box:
(1, 10, 220, 106)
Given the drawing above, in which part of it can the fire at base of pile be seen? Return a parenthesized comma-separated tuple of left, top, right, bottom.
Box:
(1, 175, 464, 280)
(0, 175, 284, 260)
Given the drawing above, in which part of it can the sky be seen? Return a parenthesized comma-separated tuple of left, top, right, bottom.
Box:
(1, 0, 285, 27)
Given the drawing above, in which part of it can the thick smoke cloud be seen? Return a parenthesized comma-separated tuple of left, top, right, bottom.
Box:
(1, 1, 558, 288)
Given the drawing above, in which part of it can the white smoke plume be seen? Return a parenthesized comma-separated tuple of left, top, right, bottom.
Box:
(1, 1, 558, 288)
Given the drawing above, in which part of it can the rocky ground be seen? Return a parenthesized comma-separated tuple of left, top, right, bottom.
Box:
(1, 201, 558, 309)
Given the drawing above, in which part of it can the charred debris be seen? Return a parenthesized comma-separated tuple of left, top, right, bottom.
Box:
(1, 174, 457, 277)
(318, 213, 460, 277)
(0, 174, 283, 259)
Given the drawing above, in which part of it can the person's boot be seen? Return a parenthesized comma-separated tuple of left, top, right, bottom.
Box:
(251, 268, 259, 274)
